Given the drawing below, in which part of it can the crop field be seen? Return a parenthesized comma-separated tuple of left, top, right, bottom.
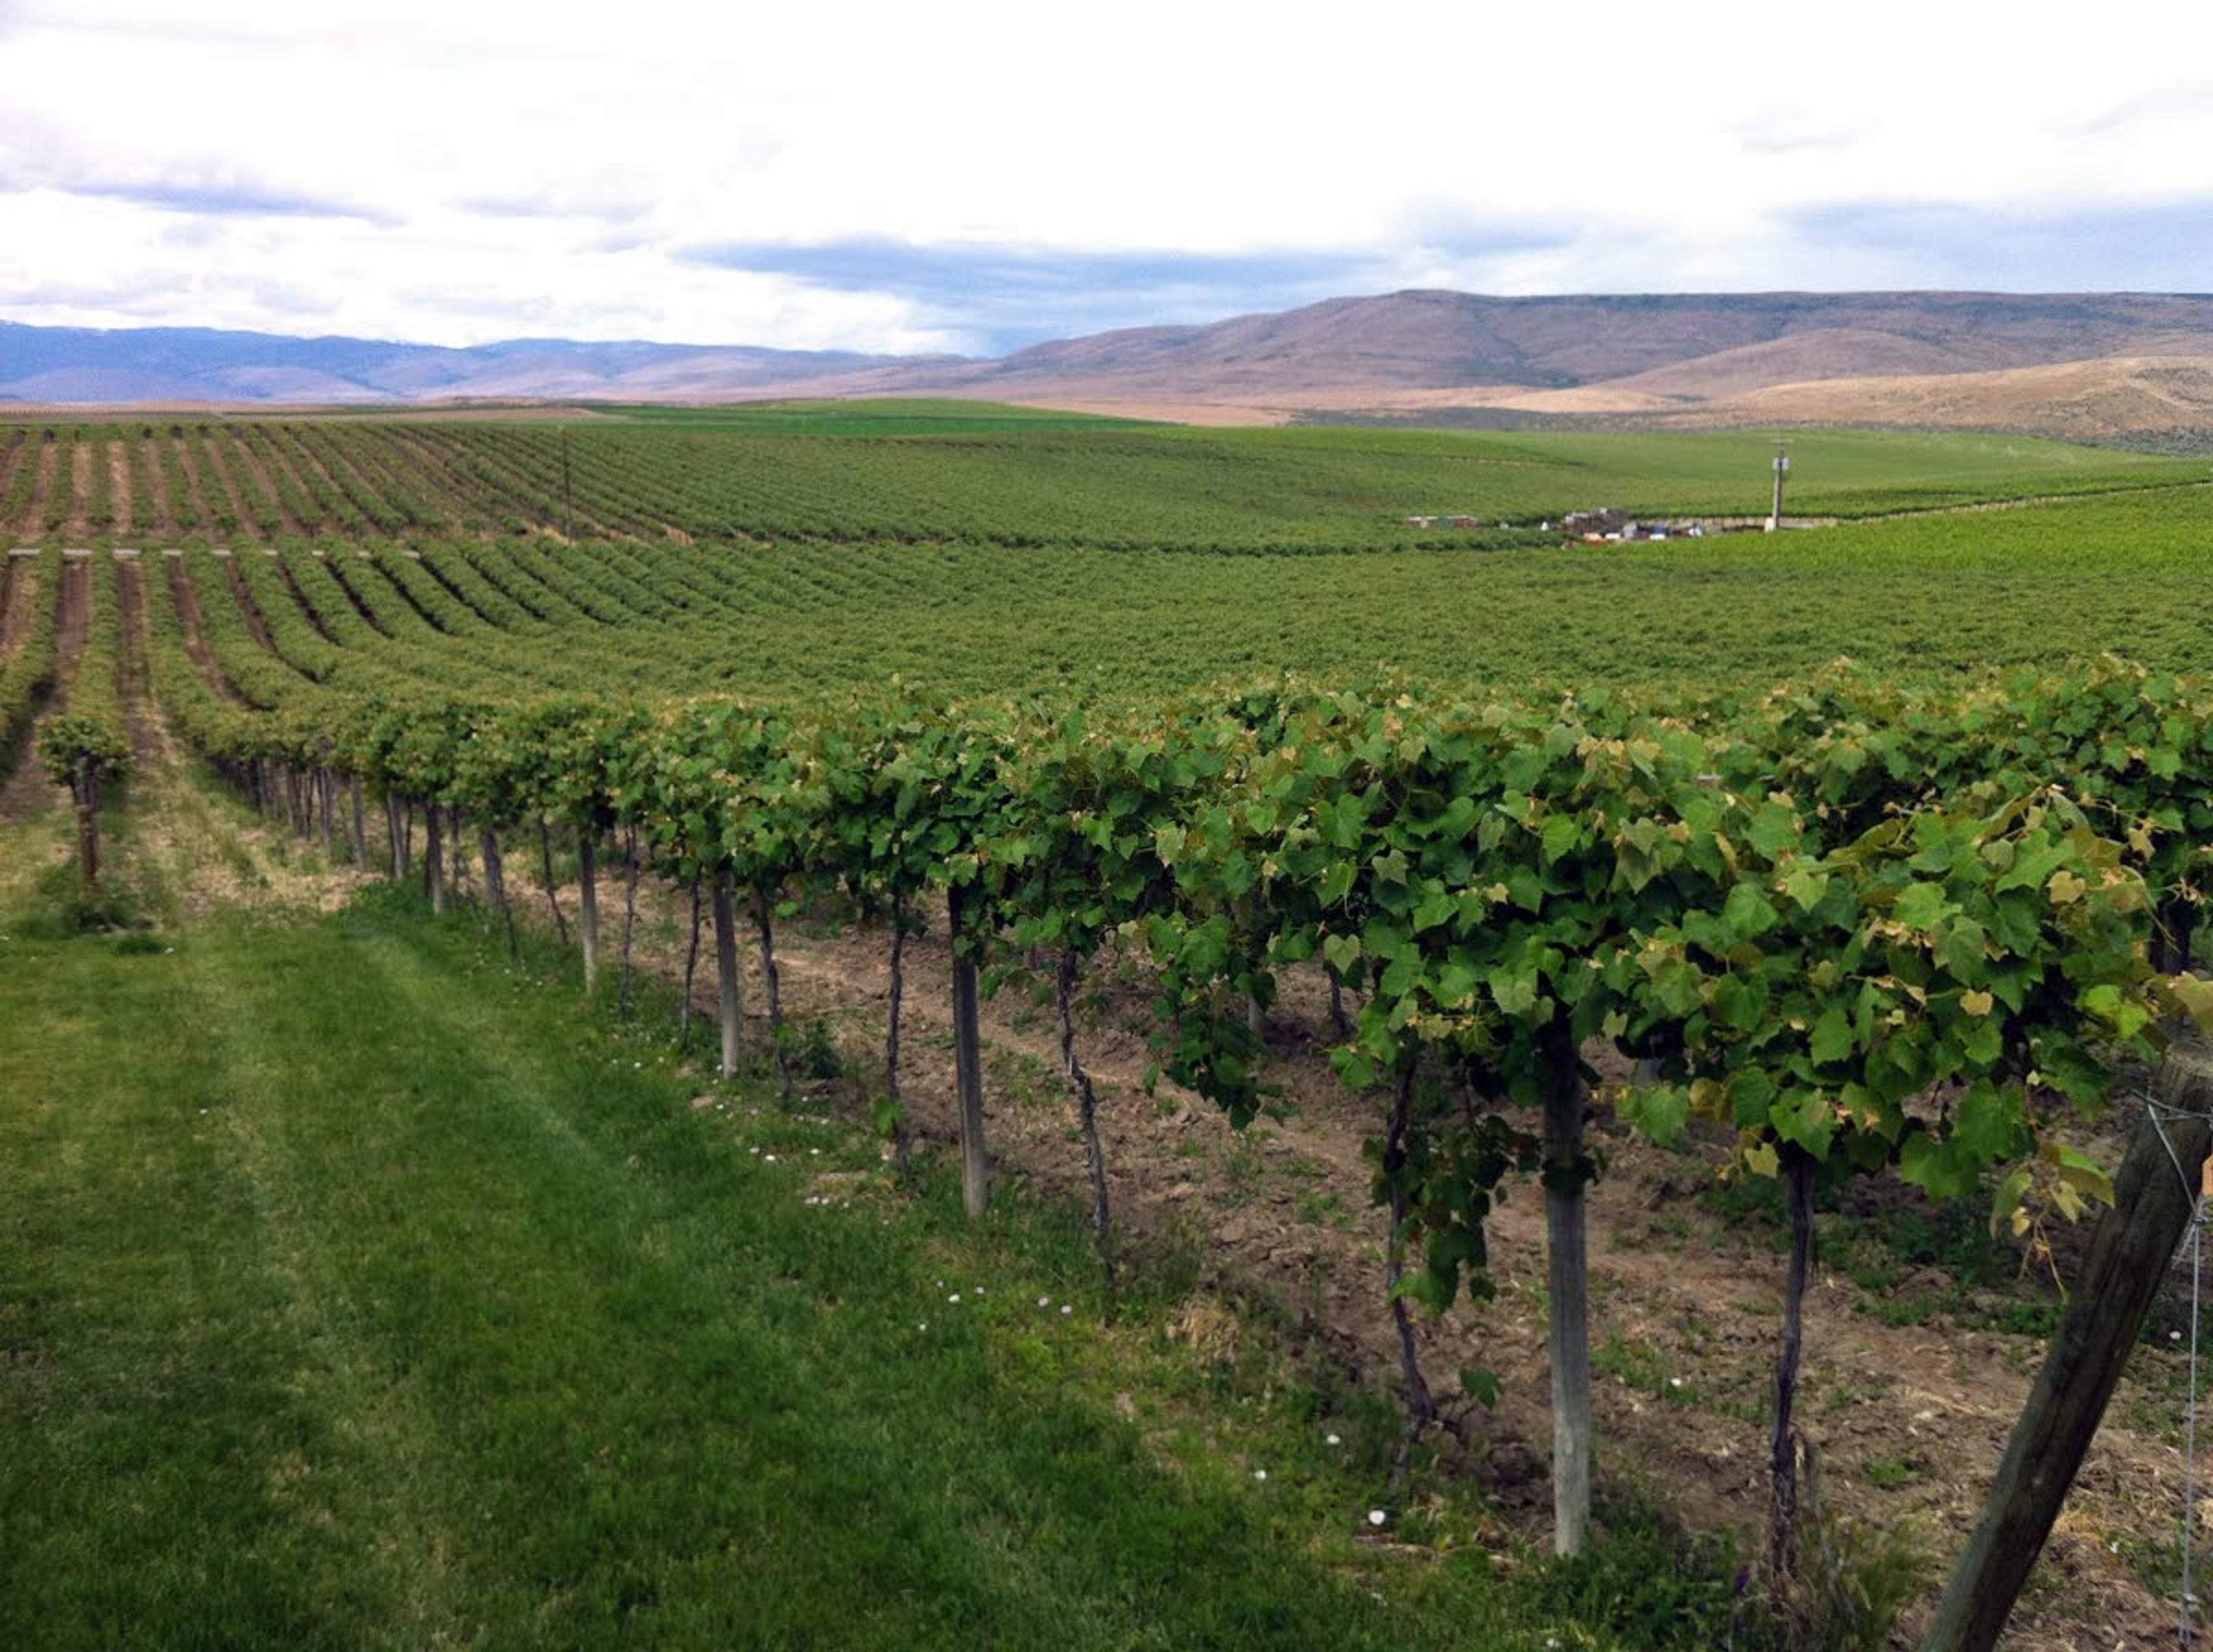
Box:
(0, 410, 2201, 552)
(7, 409, 2213, 1650)
(6, 485, 2204, 709)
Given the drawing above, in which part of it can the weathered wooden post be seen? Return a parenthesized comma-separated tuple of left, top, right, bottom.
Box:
(424, 802, 445, 913)
(1543, 1025, 1592, 1557)
(73, 757, 100, 891)
(949, 883, 988, 1218)
(1771, 1144, 1817, 1578)
(1920, 1043, 2213, 1651)
(886, 891, 910, 1174)
(752, 887, 792, 1101)
(712, 875, 741, 1079)
(577, 832, 600, 992)
(480, 827, 516, 957)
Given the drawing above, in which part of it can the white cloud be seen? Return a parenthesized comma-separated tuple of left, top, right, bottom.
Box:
(4, 0, 2212, 351)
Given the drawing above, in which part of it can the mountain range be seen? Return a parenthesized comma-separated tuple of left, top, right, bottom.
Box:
(10, 292, 2213, 441)
(0, 323, 939, 407)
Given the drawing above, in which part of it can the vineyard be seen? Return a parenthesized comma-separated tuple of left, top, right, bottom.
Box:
(7, 412, 2213, 1649)
(0, 413, 2203, 551)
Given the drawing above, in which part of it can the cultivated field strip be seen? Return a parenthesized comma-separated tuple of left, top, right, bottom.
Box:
(1, 419, 2206, 553)
(2, 496, 2207, 729)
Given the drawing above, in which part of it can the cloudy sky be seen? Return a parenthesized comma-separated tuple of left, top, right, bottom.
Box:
(3, 0, 2210, 356)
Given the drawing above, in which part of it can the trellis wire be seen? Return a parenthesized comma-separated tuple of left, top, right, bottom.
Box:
(2141, 1090, 2207, 1643)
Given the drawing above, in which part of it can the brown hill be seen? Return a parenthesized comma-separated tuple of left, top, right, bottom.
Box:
(1721, 356, 2213, 441)
(895, 291, 2213, 402)
(1598, 328, 1994, 402)
(15, 294, 2213, 440)
(1238, 353, 2213, 445)
(806, 291, 2213, 437)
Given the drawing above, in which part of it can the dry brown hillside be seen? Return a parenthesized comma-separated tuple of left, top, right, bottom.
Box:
(16, 293, 2213, 441)
(863, 292, 2213, 439)
(1720, 356, 2213, 440)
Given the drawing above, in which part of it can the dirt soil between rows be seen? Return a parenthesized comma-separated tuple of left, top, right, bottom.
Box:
(543, 865, 2200, 1652)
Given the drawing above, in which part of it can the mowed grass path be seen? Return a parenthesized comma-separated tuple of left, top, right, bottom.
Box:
(0, 883, 1738, 1651)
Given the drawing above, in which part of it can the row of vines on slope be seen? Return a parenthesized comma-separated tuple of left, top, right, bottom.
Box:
(12, 418, 2203, 552)
(131, 541, 2213, 1636)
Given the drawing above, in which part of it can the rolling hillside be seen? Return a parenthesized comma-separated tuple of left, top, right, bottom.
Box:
(12, 292, 2213, 443)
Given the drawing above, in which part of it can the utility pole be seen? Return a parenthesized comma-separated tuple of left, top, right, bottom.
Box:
(1767, 439, 1791, 532)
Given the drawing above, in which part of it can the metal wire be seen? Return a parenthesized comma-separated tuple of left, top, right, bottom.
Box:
(2186, 1209, 2203, 1643)
(2136, 1087, 2206, 1642)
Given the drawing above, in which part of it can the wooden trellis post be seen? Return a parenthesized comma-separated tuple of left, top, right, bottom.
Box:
(1921, 1044, 2213, 1651)
(949, 883, 988, 1218)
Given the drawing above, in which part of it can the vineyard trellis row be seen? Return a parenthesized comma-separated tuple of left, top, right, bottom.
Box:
(100, 532, 2211, 1620)
(6, 418, 2209, 555)
(18, 528, 2209, 1647)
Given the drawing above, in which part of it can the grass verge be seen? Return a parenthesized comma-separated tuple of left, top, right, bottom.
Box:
(1, 876, 1758, 1650)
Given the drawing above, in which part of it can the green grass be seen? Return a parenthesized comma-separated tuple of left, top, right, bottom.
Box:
(1861, 1456, 1917, 1491)
(0, 873, 1753, 1651)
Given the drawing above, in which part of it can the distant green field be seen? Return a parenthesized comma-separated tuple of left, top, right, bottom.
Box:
(131, 482, 2213, 721)
(1, 413, 2200, 552)
(1468, 427, 2204, 517)
(539, 421, 2204, 541)
(586, 403, 2206, 513)
(7, 409, 2207, 713)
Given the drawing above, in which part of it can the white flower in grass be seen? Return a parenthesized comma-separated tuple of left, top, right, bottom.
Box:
(948, 1294, 961, 1304)
(1252, 1469, 1267, 1482)
(1367, 1509, 1387, 1527)
(1325, 1433, 1342, 1447)
(1060, 1305, 1072, 1316)
(1037, 1296, 1052, 1309)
